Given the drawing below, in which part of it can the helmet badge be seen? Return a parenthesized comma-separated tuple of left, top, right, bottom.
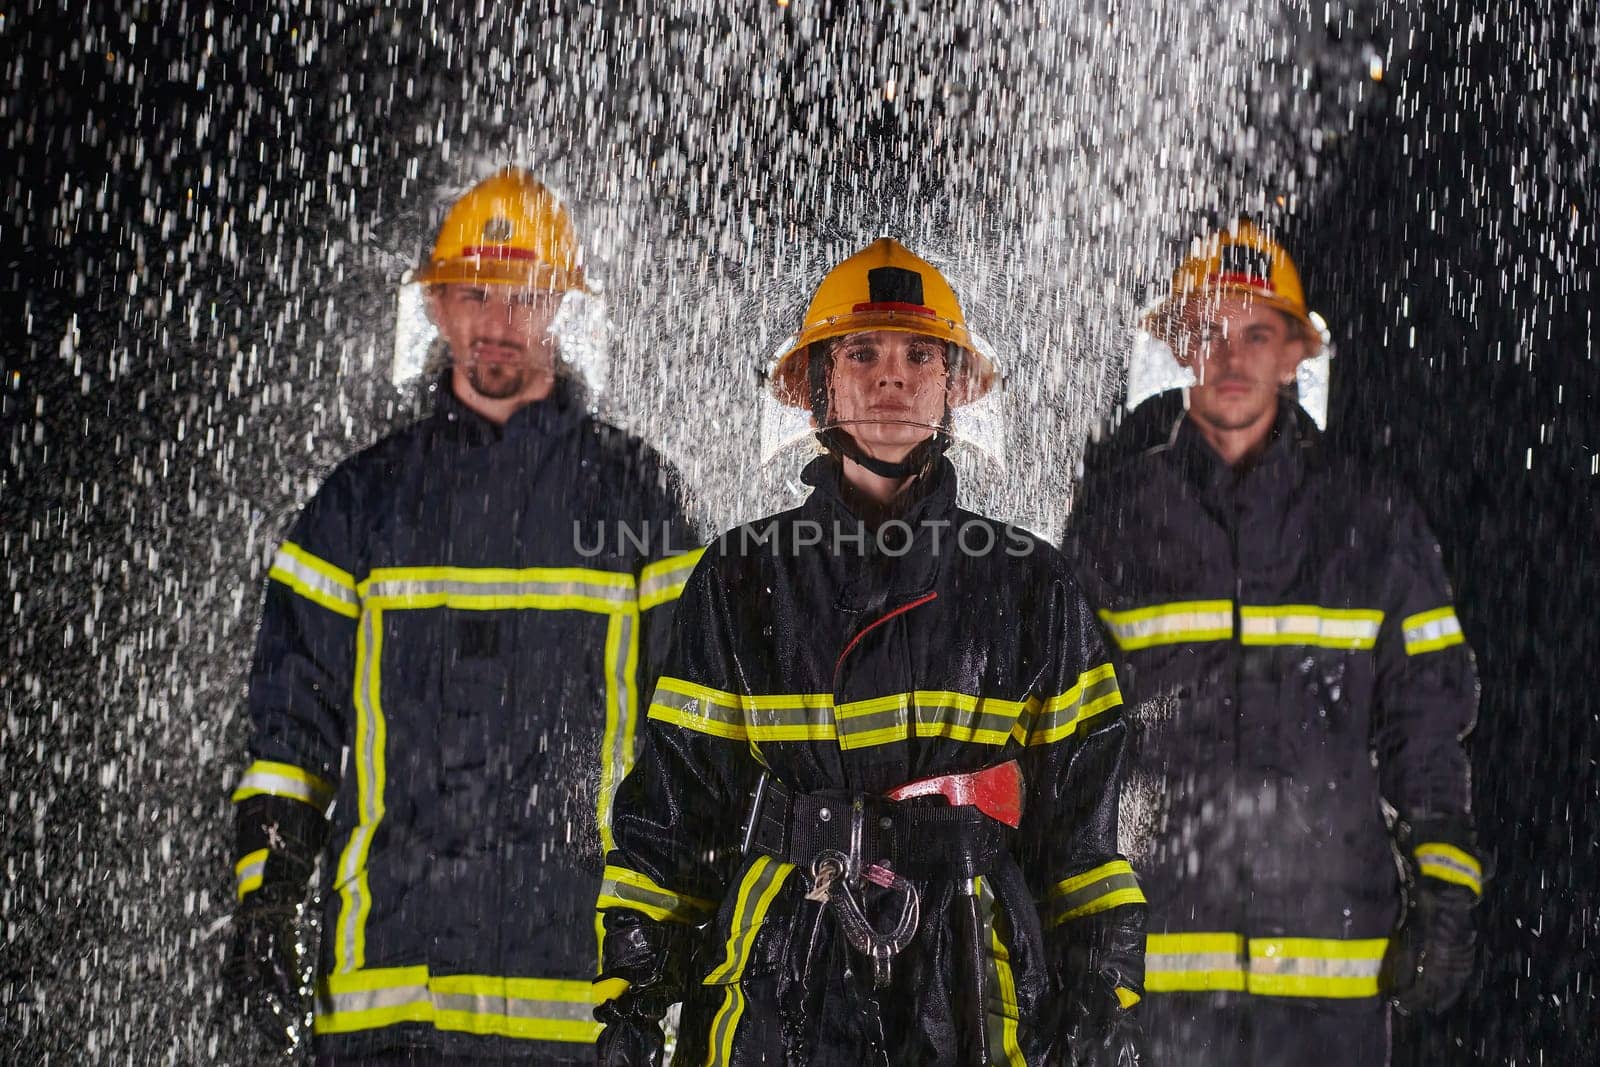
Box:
(481, 216, 515, 242)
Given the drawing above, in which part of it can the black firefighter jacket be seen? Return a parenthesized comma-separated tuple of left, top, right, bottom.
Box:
(598, 456, 1148, 1066)
(230, 378, 698, 1061)
(1062, 394, 1480, 1010)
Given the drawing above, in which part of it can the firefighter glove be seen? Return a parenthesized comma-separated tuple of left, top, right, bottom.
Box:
(223, 795, 324, 1050)
(1061, 972, 1145, 1067)
(1384, 817, 1480, 1013)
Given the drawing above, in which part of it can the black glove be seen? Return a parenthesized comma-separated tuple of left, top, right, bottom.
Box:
(1384, 878, 1476, 1014)
(1060, 973, 1145, 1067)
(595, 916, 692, 1067)
(594, 997, 666, 1067)
(224, 881, 310, 1050)
(1383, 817, 1480, 1014)
(222, 795, 325, 1051)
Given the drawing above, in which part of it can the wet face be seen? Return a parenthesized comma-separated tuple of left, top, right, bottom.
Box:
(1171, 295, 1310, 433)
(823, 330, 950, 459)
(426, 284, 563, 404)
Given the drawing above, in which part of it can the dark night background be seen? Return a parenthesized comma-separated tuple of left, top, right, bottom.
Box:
(3, 1, 1596, 1061)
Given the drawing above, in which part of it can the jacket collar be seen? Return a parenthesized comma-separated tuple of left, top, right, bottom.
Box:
(799, 453, 959, 528)
(432, 374, 589, 447)
(799, 454, 959, 611)
(1172, 397, 1318, 498)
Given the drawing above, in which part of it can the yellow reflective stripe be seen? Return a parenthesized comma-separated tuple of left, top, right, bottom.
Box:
(595, 605, 640, 961)
(1416, 843, 1483, 895)
(269, 541, 361, 618)
(1239, 605, 1384, 650)
(1144, 932, 1246, 992)
(1402, 606, 1465, 655)
(977, 876, 1027, 1066)
(1023, 663, 1124, 747)
(597, 865, 718, 924)
(1045, 860, 1146, 925)
(592, 977, 629, 1006)
(1097, 600, 1233, 651)
(314, 969, 602, 1041)
(230, 759, 336, 809)
(1145, 933, 1389, 998)
(835, 690, 1027, 750)
(1115, 987, 1142, 1010)
(234, 848, 268, 901)
(360, 565, 635, 615)
(647, 677, 836, 743)
(705, 983, 746, 1067)
(703, 857, 794, 984)
(651, 677, 1047, 752)
(334, 606, 386, 973)
(638, 547, 706, 611)
(1246, 938, 1387, 998)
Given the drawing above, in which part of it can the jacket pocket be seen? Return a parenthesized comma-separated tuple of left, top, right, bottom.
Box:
(701, 855, 797, 985)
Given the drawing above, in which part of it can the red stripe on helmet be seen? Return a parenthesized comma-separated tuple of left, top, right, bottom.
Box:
(1209, 272, 1277, 293)
(459, 245, 544, 261)
(851, 300, 937, 317)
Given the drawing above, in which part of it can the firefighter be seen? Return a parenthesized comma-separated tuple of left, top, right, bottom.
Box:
(594, 238, 1147, 1066)
(221, 168, 699, 1064)
(1062, 220, 1480, 1065)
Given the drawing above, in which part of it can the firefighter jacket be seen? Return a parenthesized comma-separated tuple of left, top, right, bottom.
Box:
(229, 378, 699, 1061)
(597, 455, 1147, 1066)
(1062, 393, 1480, 1009)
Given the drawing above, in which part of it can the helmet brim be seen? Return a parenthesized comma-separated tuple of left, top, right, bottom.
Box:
(411, 257, 590, 293)
(1142, 286, 1325, 358)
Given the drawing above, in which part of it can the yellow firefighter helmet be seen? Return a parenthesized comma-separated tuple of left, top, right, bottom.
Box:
(412, 168, 587, 292)
(768, 238, 999, 409)
(1146, 219, 1322, 354)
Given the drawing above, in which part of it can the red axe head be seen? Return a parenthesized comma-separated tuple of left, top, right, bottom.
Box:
(883, 760, 1024, 829)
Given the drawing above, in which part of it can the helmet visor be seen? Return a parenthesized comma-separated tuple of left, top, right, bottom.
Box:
(759, 329, 1004, 469)
(391, 278, 609, 394)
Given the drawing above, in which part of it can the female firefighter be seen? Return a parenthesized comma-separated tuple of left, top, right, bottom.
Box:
(594, 239, 1146, 1066)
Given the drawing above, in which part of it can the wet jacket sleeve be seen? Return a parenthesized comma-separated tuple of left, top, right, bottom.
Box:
(1372, 491, 1482, 896)
(1058, 482, 1134, 699)
(596, 558, 761, 1023)
(1019, 577, 1148, 1006)
(632, 459, 703, 720)
(229, 466, 362, 901)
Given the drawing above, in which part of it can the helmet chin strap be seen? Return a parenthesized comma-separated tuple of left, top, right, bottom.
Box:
(817, 425, 951, 480)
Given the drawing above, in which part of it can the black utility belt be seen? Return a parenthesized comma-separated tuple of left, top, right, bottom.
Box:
(745, 778, 1008, 881)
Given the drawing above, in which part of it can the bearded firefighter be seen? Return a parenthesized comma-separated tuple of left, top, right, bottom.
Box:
(594, 238, 1147, 1066)
(1063, 220, 1480, 1065)
(222, 168, 698, 1063)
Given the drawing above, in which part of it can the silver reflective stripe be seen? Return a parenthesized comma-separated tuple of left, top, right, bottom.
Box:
(1238, 608, 1382, 648)
(234, 850, 267, 900)
(363, 576, 632, 604)
(1048, 863, 1144, 923)
(233, 764, 330, 807)
(1419, 852, 1479, 882)
(1098, 602, 1234, 650)
(430, 992, 595, 1022)
(271, 545, 359, 611)
(650, 681, 835, 739)
(1250, 955, 1383, 980)
(596, 611, 634, 859)
(317, 981, 430, 1016)
(1148, 951, 1243, 974)
(639, 550, 702, 607)
(649, 680, 745, 729)
(1403, 608, 1464, 654)
(335, 608, 382, 972)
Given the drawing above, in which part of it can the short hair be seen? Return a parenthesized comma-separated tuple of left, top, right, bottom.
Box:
(1275, 309, 1311, 343)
